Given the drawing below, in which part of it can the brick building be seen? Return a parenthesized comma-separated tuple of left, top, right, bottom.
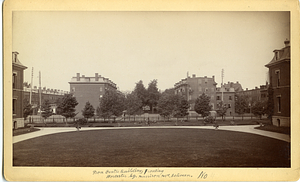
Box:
(12, 52, 27, 129)
(265, 40, 290, 127)
(174, 74, 217, 111)
(216, 87, 235, 116)
(69, 73, 117, 117)
(23, 83, 68, 115)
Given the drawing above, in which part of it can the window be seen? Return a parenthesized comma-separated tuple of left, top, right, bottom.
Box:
(72, 87, 75, 92)
(100, 87, 103, 92)
(198, 86, 202, 92)
(229, 96, 232, 100)
(275, 51, 280, 60)
(211, 103, 214, 110)
(211, 95, 214, 100)
(217, 96, 220, 100)
(13, 73, 17, 88)
(13, 99, 17, 114)
(275, 70, 280, 87)
(228, 104, 231, 108)
(277, 96, 281, 113)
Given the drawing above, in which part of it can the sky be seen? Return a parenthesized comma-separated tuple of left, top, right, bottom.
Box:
(12, 11, 290, 93)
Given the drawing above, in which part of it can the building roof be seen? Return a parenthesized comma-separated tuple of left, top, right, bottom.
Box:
(265, 40, 290, 68)
(12, 52, 27, 70)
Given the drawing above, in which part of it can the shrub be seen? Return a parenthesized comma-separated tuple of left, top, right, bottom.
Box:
(204, 116, 215, 124)
(76, 118, 87, 125)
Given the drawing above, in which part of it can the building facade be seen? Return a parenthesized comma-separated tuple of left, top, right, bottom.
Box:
(265, 40, 290, 127)
(12, 52, 27, 129)
(174, 74, 217, 111)
(23, 83, 68, 115)
(69, 73, 117, 117)
(216, 87, 235, 116)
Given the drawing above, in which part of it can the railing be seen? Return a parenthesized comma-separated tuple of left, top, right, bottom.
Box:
(24, 114, 267, 124)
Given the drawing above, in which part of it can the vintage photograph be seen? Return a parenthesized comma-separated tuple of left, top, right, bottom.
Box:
(5, 1, 299, 180)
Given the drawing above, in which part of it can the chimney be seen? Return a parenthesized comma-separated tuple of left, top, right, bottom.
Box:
(192, 74, 196, 78)
(82, 75, 85, 77)
(95, 73, 99, 81)
(212, 75, 215, 80)
(76, 73, 80, 81)
(284, 39, 290, 47)
(255, 87, 258, 89)
(246, 88, 248, 91)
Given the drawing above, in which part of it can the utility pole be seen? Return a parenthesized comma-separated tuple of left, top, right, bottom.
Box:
(29, 67, 33, 104)
(39, 71, 42, 115)
(221, 69, 224, 102)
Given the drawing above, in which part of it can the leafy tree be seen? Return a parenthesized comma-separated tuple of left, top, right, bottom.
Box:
(235, 94, 248, 116)
(97, 89, 125, 118)
(157, 88, 189, 119)
(194, 93, 212, 118)
(147, 79, 161, 113)
(23, 103, 33, 119)
(41, 99, 53, 119)
(82, 101, 95, 119)
(265, 83, 274, 122)
(125, 92, 143, 115)
(252, 100, 267, 119)
(133, 80, 148, 107)
(174, 97, 190, 117)
(157, 88, 179, 118)
(216, 101, 228, 121)
(56, 94, 78, 118)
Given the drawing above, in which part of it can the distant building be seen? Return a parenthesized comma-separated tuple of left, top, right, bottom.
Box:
(222, 81, 243, 92)
(12, 52, 27, 129)
(265, 40, 290, 127)
(23, 83, 69, 115)
(216, 87, 235, 116)
(69, 73, 117, 117)
(174, 74, 217, 111)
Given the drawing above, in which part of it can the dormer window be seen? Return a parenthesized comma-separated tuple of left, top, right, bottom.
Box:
(275, 51, 280, 60)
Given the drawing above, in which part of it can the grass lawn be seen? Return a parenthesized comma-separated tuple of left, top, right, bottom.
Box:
(13, 127, 40, 136)
(255, 125, 290, 135)
(13, 128, 290, 167)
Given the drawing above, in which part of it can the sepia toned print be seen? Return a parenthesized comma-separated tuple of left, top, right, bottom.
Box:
(4, 0, 300, 181)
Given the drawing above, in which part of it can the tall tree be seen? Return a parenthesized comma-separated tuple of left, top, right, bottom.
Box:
(41, 99, 53, 119)
(157, 88, 188, 118)
(97, 89, 125, 118)
(82, 101, 95, 119)
(235, 94, 248, 116)
(147, 79, 160, 113)
(216, 101, 228, 121)
(252, 100, 267, 119)
(157, 88, 179, 118)
(265, 83, 274, 123)
(133, 80, 148, 107)
(125, 92, 143, 115)
(194, 93, 212, 118)
(23, 103, 33, 119)
(174, 97, 190, 117)
(56, 94, 78, 118)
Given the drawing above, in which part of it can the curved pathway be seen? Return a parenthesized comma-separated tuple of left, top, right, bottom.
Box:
(13, 125, 290, 144)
